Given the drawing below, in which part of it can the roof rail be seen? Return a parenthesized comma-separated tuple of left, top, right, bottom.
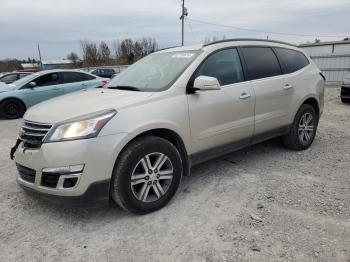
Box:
(203, 38, 296, 47)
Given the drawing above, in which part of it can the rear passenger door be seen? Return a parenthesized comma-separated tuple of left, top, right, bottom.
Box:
(240, 46, 293, 140)
(60, 72, 95, 94)
(188, 48, 255, 158)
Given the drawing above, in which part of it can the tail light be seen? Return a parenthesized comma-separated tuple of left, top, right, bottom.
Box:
(102, 79, 109, 85)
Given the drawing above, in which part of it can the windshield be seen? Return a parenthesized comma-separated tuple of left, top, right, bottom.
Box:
(10, 73, 41, 88)
(106, 51, 201, 92)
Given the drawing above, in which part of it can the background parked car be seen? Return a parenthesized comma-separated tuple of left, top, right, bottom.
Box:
(0, 70, 109, 119)
(0, 72, 33, 84)
(89, 68, 116, 78)
(341, 72, 350, 103)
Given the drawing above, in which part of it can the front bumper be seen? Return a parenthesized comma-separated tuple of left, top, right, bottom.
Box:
(14, 133, 132, 206)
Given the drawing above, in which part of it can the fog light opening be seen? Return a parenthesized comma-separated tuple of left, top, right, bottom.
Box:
(63, 177, 79, 188)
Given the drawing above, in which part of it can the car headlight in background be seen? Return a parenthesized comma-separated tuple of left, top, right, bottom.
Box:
(45, 109, 116, 142)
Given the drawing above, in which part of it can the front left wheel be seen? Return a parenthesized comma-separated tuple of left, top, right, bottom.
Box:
(0, 99, 25, 119)
(110, 136, 183, 214)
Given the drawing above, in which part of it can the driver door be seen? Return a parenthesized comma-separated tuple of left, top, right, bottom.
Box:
(187, 48, 255, 163)
(24, 72, 63, 107)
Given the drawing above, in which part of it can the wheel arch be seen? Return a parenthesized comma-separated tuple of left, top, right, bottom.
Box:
(302, 97, 320, 118)
(291, 95, 320, 123)
(118, 128, 191, 177)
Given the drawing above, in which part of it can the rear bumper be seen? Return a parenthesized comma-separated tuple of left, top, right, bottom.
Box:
(20, 179, 110, 207)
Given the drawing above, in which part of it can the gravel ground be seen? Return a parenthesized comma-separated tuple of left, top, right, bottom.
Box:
(0, 87, 349, 262)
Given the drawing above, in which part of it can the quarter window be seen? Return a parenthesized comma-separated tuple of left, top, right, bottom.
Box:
(195, 48, 244, 86)
(82, 73, 95, 80)
(273, 48, 310, 74)
(241, 47, 282, 80)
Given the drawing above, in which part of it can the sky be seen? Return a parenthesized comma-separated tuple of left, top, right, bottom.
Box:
(0, 0, 349, 60)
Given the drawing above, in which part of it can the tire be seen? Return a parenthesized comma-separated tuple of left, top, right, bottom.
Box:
(282, 104, 318, 150)
(0, 99, 25, 119)
(341, 97, 350, 104)
(110, 136, 183, 214)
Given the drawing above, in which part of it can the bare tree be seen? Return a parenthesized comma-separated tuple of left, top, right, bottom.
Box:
(120, 39, 135, 63)
(67, 52, 80, 68)
(80, 40, 99, 66)
(112, 39, 122, 60)
(98, 41, 111, 65)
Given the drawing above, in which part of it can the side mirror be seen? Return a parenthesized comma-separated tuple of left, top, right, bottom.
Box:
(193, 76, 221, 91)
(28, 82, 36, 88)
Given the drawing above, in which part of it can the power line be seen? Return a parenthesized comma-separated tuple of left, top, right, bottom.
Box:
(188, 18, 349, 38)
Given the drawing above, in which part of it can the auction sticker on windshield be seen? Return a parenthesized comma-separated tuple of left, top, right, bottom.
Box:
(172, 53, 195, 58)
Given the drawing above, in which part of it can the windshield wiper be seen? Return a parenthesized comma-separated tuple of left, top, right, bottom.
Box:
(108, 85, 140, 91)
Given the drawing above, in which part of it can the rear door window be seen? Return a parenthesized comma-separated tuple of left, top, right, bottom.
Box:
(241, 47, 282, 80)
(194, 48, 244, 86)
(62, 72, 84, 83)
(273, 47, 310, 74)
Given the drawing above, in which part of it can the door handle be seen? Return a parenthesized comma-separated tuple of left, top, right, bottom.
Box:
(283, 84, 293, 90)
(239, 93, 251, 100)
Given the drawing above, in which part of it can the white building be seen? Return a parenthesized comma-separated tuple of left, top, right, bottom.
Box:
(299, 39, 350, 84)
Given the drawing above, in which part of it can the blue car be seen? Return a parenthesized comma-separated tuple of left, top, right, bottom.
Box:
(0, 70, 109, 119)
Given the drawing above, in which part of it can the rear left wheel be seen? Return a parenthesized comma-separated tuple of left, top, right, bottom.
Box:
(282, 104, 318, 150)
(0, 99, 25, 119)
(110, 136, 183, 214)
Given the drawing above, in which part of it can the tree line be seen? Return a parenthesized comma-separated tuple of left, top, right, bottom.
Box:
(68, 37, 158, 67)
(0, 37, 158, 72)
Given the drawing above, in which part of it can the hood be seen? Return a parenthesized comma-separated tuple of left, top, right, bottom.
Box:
(0, 83, 16, 93)
(25, 88, 155, 123)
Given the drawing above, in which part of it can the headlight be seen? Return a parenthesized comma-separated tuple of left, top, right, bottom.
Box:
(45, 109, 116, 142)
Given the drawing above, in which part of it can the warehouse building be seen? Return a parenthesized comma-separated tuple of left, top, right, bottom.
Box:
(299, 39, 350, 84)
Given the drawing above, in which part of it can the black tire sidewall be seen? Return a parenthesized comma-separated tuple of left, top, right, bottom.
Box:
(111, 136, 183, 214)
(1, 99, 25, 119)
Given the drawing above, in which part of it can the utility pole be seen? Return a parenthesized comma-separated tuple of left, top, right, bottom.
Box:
(180, 0, 188, 46)
(37, 43, 43, 69)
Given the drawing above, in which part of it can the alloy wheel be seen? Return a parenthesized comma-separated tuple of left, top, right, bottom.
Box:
(298, 112, 315, 145)
(130, 152, 173, 203)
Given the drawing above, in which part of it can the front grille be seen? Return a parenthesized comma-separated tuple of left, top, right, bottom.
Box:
(41, 172, 60, 188)
(16, 164, 36, 183)
(20, 120, 52, 148)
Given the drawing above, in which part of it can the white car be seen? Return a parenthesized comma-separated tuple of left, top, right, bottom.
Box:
(12, 39, 325, 214)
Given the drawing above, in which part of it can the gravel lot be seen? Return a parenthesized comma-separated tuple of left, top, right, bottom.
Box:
(0, 87, 349, 262)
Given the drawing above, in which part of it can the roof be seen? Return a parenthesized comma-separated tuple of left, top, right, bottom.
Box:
(299, 39, 350, 47)
(157, 44, 203, 53)
(203, 38, 296, 47)
(158, 38, 297, 53)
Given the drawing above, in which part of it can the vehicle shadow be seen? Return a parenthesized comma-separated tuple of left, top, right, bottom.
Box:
(18, 138, 286, 224)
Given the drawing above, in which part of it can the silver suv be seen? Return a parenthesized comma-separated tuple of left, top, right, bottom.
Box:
(12, 39, 325, 214)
